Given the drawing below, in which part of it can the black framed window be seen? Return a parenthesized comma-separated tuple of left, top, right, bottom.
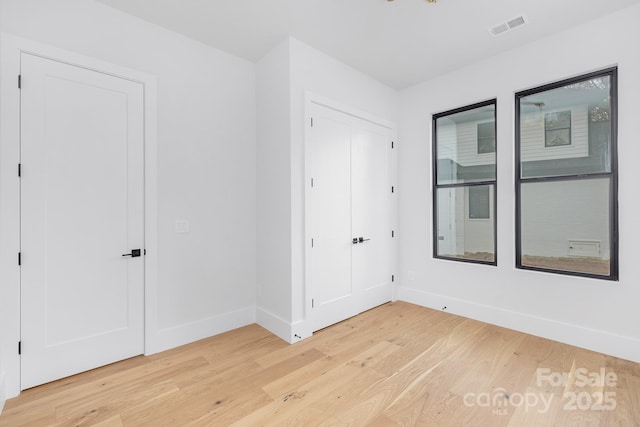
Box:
(433, 100, 497, 265)
(515, 68, 618, 280)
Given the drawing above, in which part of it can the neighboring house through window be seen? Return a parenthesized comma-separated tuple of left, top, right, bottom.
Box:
(433, 99, 497, 265)
(515, 68, 618, 280)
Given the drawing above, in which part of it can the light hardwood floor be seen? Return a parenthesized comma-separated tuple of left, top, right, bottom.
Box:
(1, 302, 639, 426)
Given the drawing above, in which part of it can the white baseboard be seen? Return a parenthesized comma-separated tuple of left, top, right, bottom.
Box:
(256, 307, 311, 344)
(146, 305, 256, 355)
(0, 371, 6, 415)
(398, 286, 640, 363)
(256, 307, 293, 343)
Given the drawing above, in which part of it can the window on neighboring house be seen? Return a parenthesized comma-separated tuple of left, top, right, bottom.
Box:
(515, 68, 618, 280)
(433, 99, 497, 265)
(477, 121, 496, 154)
(544, 110, 572, 147)
(469, 185, 490, 219)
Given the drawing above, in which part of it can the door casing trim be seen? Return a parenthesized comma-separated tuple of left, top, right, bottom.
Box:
(0, 33, 158, 398)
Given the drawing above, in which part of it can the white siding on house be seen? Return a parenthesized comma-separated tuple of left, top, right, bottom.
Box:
(455, 121, 495, 167)
(437, 120, 494, 169)
(521, 105, 589, 163)
(521, 178, 610, 259)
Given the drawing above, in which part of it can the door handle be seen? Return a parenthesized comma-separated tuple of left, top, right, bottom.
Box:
(122, 249, 142, 258)
(358, 237, 370, 243)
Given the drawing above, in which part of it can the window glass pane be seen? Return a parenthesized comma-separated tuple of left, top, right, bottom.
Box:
(520, 178, 610, 276)
(436, 104, 496, 185)
(519, 76, 611, 179)
(436, 185, 495, 262)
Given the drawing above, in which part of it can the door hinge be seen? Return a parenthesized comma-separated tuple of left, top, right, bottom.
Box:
(18, 341, 21, 355)
(392, 275, 395, 282)
(311, 238, 314, 248)
(311, 178, 314, 188)
(310, 117, 313, 127)
(18, 75, 22, 89)
(391, 186, 395, 193)
(391, 141, 394, 149)
(312, 298, 315, 308)
(18, 252, 21, 266)
(18, 163, 21, 177)
(392, 230, 395, 238)
(144, 249, 147, 256)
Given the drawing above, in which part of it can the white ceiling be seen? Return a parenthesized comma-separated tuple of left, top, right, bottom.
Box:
(97, 0, 640, 89)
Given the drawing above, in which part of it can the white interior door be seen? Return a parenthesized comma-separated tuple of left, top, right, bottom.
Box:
(309, 102, 393, 331)
(351, 123, 393, 314)
(309, 107, 354, 329)
(20, 53, 144, 389)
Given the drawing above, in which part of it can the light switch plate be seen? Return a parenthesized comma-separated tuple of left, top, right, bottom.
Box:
(175, 220, 190, 233)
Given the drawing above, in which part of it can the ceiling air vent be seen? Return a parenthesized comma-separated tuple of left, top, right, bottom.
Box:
(489, 15, 526, 37)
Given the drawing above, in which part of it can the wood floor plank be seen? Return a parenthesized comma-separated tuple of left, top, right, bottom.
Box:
(92, 415, 125, 427)
(54, 379, 180, 425)
(1, 301, 638, 427)
(230, 344, 392, 426)
(2, 355, 149, 408)
(600, 356, 640, 426)
(328, 352, 448, 427)
(0, 404, 56, 427)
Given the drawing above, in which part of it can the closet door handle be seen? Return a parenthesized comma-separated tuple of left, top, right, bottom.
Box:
(358, 237, 370, 243)
(122, 249, 141, 258)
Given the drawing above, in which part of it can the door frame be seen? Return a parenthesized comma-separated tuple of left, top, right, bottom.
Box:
(0, 34, 158, 398)
(303, 92, 398, 333)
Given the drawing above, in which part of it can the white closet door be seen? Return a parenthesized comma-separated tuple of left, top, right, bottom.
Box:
(308, 106, 355, 330)
(309, 102, 393, 332)
(351, 123, 393, 314)
(20, 53, 145, 389)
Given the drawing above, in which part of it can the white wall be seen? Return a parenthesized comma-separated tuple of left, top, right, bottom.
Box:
(256, 37, 398, 341)
(0, 4, 4, 413)
(398, 3, 640, 362)
(289, 38, 399, 327)
(256, 39, 293, 335)
(0, 0, 257, 397)
(2, 0, 636, 409)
